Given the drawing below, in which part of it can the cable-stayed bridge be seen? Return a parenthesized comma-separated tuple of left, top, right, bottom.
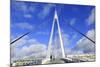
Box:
(11, 9, 95, 67)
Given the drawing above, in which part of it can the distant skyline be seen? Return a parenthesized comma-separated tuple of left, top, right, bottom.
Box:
(11, 0, 95, 61)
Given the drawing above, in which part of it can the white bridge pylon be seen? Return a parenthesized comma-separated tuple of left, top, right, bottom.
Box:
(46, 10, 65, 59)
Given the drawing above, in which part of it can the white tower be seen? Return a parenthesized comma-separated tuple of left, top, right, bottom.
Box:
(46, 10, 65, 59)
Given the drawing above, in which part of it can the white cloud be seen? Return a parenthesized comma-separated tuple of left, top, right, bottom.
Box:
(13, 1, 55, 20)
(70, 18, 76, 25)
(11, 29, 95, 62)
(86, 8, 95, 25)
(71, 33, 77, 40)
(62, 33, 70, 47)
(86, 29, 95, 41)
(24, 14, 32, 18)
(64, 18, 77, 26)
(36, 31, 49, 35)
(13, 1, 36, 13)
(16, 44, 46, 58)
(11, 36, 29, 61)
(13, 2, 27, 12)
(14, 22, 34, 30)
(74, 29, 95, 54)
(11, 35, 47, 61)
(38, 4, 54, 19)
(12, 1, 37, 19)
(11, 35, 29, 48)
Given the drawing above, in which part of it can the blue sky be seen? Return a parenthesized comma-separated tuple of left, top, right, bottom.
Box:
(11, 1, 95, 60)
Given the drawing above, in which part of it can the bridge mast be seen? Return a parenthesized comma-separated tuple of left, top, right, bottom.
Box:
(47, 10, 65, 59)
